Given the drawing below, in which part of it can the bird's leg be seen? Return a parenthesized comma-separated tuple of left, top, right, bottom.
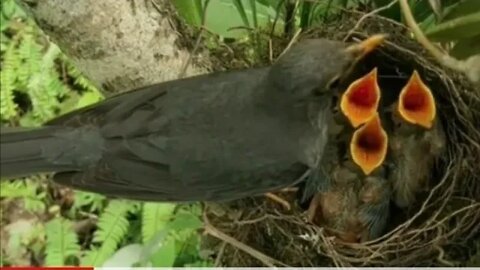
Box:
(264, 192, 291, 210)
(264, 187, 298, 210)
(301, 165, 331, 223)
(306, 192, 323, 223)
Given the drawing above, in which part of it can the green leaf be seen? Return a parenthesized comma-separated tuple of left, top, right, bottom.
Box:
(0, 42, 18, 120)
(45, 218, 81, 266)
(138, 209, 202, 266)
(249, 0, 258, 28)
(426, 11, 480, 42)
(1, 0, 17, 19)
(75, 90, 104, 109)
(418, 12, 437, 32)
(232, 0, 250, 27)
(450, 35, 480, 59)
(149, 239, 176, 267)
(139, 227, 170, 266)
(102, 244, 143, 267)
(142, 202, 177, 243)
(255, 0, 283, 12)
(169, 212, 203, 231)
(172, 0, 203, 26)
(183, 0, 283, 38)
(442, 0, 480, 22)
(410, 0, 439, 24)
(300, 1, 313, 28)
(1, 12, 9, 32)
(427, 0, 442, 18)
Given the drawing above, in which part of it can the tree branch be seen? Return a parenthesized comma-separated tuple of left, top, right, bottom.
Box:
(17, 0, 210, 95)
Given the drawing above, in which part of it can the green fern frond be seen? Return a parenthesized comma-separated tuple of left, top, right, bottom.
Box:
(0, 181, 28, 198)
(27, 44, 64, 122)
(81, 200, 131, 266)
(0, 42, 19, 120)
(142, 203, 176, 243)
(16, 32, 42, 87)
(64, 58, 99, 93)
(72, 191, 106, 212)
(0, 180, 46, 213)
(45, 217, 81, 266)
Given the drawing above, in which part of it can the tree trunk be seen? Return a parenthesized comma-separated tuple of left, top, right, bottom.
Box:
(17, 0, 210, 95)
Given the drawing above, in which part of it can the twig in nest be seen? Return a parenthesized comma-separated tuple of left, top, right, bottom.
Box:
(343, 0, 398, 41)
(269, 39, 274, 63)
(434, 245, 456, 266)
(178, 0, 211, 79)
(276, 28, 302, 60)
(265, 192, 291, 210)
(202, 211, 287, 267)
(214, 242, 227, 266)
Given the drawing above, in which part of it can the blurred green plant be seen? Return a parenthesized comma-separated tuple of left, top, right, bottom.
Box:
(398, 0, 480, 84)
(172, 0, 284, 38)
(425, 0, 480, 59)
(0, 0, 101, 125)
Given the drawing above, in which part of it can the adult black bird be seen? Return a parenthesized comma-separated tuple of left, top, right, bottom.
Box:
(0, 35, 385, 202)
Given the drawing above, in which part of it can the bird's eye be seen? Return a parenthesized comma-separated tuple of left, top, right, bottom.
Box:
(327, 75, 341, 90)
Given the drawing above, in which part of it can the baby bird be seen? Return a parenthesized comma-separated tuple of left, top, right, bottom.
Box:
(358, 174, 391, 241)
(307, 161, 391, 243)
(340, 68, 381, 128)
(303, 67, 382, 205)
(306, 162, 362, 242)
(350, 113, 389, 176)
(305, 68, 390, 242)
(389, 70, 446, 208)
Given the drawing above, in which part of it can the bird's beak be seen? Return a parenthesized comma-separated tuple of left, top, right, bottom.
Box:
(350, 113, 388, 175)
(397, 70, 436, 129)
(345, 34, 387, 60)
(340, 68, 381, 128)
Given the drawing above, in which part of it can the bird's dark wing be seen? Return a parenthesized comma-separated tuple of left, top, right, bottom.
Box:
(300, 139, 339, 203)
(53, 156, 308, 202)
(46, 68, 307, 202)
(47, 78, 168, 128)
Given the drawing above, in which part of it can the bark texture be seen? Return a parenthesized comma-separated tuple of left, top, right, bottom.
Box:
(18, 0, 209, 94)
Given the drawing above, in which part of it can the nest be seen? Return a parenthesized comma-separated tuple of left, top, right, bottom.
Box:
(201, 12, 480, 267)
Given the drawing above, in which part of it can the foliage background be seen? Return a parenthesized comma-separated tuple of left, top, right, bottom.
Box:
(0, 0, 478, 266)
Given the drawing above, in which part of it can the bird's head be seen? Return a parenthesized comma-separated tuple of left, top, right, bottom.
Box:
(268, 34, 386, 102)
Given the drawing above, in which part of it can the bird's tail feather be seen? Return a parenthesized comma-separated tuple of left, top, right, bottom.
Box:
(1, 126, 82, 179)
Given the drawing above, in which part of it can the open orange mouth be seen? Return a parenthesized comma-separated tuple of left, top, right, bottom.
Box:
(350, 113, 388, 175)
(398, 70, 436, 129)
(340, 68, 381, 128)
